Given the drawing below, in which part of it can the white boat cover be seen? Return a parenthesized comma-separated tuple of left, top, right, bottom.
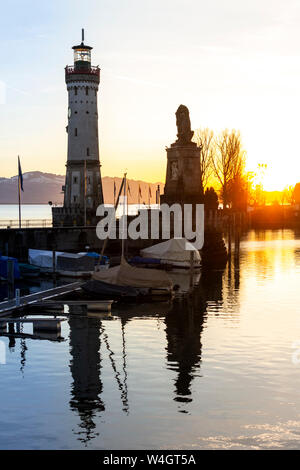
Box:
(29, 249, 86, 269)
(92, 258, 173, 288)
(140, 238, 201, 265)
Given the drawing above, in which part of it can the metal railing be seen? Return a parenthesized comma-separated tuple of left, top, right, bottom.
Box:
(65, 66, 100, 76)
(0, 219, 53, 229)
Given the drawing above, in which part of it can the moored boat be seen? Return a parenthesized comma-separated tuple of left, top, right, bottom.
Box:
(82, 258, 174, 301)
(140, 238, 201, 269)
(19, 263, 40, 279)
(82, 279, 148, 300)
(0, 256, 21, 281)
(28, 249, 99, 277)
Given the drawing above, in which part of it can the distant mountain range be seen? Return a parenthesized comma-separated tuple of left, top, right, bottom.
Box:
(0, 171, 290, 206)
(0, 171, 164, 205)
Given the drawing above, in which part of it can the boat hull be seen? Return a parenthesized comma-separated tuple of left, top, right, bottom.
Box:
(82, 279, 172, 302)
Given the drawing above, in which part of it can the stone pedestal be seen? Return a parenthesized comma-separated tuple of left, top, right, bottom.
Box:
(161, 141, 203, 206)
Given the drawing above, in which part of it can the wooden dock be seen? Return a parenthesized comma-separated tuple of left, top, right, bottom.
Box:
(32, 300, 114, 311)
(0, 282, 83, 317)
(0, 330, 64, 342)
(0, 317, 66, 324)
(0, 317, 66, 331)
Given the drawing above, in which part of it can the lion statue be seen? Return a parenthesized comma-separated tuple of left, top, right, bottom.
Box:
(175, 105, 194, 144)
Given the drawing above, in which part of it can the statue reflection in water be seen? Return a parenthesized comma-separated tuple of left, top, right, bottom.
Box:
(164, 268, 225, 412)
(164, 288, 206, 411)
(69, 316, 104, 445)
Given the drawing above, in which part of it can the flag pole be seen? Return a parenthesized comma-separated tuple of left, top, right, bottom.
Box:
(127, 182, 129, 217)
(138, 185, 141, 210)
(157, 184, 161, 208)
(18, 156, 21, 229)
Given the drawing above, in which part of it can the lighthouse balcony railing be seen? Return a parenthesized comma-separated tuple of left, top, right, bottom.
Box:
(65, 66, 100, 77)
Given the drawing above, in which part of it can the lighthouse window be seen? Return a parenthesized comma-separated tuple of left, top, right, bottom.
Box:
(73, 196, 77, 203)
(74, 87, 78, 96)
(87, 148, 90, 156)
(75, 128, 77, 136)
(86, 87, 89, 96)
(73, 176, 78, 184)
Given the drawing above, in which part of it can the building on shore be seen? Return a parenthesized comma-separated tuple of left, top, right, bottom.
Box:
(52, 30, 103, 227)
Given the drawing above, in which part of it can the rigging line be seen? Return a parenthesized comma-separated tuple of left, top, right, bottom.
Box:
(19, 324, 27, 377)
(100, 324, 129, 413)
(121, 320, 129, 413)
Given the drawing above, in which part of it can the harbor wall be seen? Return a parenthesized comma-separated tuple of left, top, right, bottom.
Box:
(0, 227, 103, 261)
(0, 226, 160, 261)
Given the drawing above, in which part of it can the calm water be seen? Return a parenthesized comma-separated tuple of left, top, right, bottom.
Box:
(0, 204, 52, 221)
(0, 204, 153, 224)
(1, 229, 300, 449)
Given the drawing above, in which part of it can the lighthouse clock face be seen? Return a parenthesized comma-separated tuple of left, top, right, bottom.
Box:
(68, 107, 72, 119)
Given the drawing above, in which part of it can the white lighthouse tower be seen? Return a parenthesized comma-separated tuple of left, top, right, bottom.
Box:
(53, 30, 104, 226)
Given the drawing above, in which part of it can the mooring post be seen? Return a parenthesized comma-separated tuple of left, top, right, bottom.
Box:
(15, 288, 20, 307)
(189, 250, 194, 292)
(7, 259, 14, 300)
(234, 214, 241, 260)
(8, 322, 15, 333)
(52, 247, 56, 283)
(8, 322, 16, 349)
(228, 215, 232, 257)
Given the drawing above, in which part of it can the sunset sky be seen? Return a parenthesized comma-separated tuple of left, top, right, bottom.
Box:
(1, 0, 300, 190)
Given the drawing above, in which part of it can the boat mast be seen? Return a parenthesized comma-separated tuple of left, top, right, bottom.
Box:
(121, 173, 127, 261)
(97, 174, 126, 267)
(18, 156, 22, 229)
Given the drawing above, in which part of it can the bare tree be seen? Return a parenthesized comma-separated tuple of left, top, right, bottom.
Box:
(212, 129, 245, 208)
(281, 185, 295, 205)
(194, 128, 215, 194)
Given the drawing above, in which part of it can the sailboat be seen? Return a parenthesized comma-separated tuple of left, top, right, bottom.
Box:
(82, 257, 173, 301)
(82, 173, 174, 301)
